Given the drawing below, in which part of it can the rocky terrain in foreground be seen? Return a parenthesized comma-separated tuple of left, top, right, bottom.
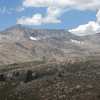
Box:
(0, 60, 100, 100)
(0, 25, 100, 65)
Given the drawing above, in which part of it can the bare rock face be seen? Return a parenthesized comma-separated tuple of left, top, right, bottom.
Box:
(0, 25, 100, 65)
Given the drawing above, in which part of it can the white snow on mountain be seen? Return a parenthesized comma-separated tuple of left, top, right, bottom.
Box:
(29, 36, 39, 41)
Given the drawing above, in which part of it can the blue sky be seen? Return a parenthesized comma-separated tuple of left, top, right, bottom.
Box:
(0, 0, 100, 36)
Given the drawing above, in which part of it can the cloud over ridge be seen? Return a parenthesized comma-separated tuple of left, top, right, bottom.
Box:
(17, 0, 100, 35)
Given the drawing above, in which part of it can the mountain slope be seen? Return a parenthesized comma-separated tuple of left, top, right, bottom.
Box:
(0, 25, 100, 65)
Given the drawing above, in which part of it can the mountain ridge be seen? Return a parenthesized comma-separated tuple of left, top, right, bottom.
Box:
(0, 25, 100, 65)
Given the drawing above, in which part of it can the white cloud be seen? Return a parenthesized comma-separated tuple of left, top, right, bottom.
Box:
(69, 9, 100, 36)
(23, 0, 100, 11)
(47, 7, 62, 18)
(17, 14, 42, 25)
(17, 0, 100, 35)
(17, 7, 61, 25)
(17, 13, 61, 25)
(69, 21, 100, 36)
(20, 0, 100, 25)
(23, 0, 52, 7)
(96, 10, 100, 23)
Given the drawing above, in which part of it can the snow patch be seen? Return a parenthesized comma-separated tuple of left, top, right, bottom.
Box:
(30, 36, 39, 41)
(70, 39, 84, 45)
